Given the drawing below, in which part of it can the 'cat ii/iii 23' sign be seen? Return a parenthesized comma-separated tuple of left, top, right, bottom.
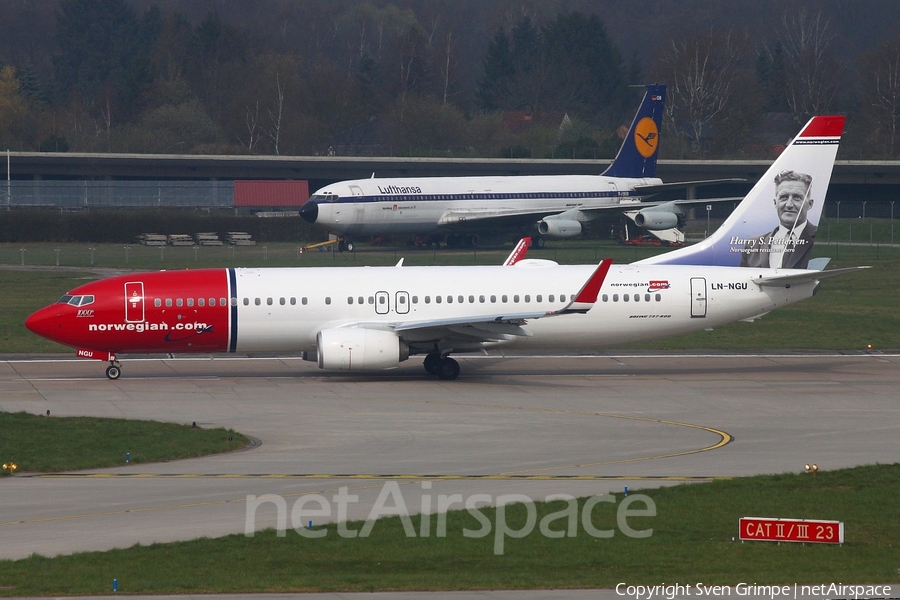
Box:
(739, 517, 843, 544)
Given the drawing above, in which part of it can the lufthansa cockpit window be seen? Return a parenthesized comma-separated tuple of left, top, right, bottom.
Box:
(59, 294, 95, 307)
(310, 193, 338, 203)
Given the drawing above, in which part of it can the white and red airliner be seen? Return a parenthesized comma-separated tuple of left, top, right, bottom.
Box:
(26, 116, 865, 380)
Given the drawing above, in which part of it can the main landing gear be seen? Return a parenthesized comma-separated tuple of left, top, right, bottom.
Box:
(423, 352, 460, 380)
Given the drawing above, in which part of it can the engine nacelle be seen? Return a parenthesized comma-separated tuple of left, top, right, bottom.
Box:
(316, 327, 408, 371)
(537, 219, 582, 239)
(633, 210, 679, 230)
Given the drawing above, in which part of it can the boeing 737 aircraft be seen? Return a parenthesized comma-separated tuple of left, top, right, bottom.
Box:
(299, 84, 737, 250)
(27, 116, 863, 381)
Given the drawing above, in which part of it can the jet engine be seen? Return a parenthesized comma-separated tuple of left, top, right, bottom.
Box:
(316, 327, 409, 371)
(631, 202, 683, 230)
(537, 219, 582, 239)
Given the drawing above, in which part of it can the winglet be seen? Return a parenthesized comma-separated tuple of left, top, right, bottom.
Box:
(601, 84, 666, 178)
(503, 237, 531, 266)
(556, 259, 613, 314)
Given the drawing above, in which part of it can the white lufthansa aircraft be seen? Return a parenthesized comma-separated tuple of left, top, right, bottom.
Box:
(299, 84, 738, 250)
(26, 116, 863, 380)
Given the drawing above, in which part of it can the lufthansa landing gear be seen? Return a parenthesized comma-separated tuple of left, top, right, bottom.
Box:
(423, 352, 460, 380)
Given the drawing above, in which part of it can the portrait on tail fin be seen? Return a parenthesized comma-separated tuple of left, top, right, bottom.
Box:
(739, 170, 817, 269)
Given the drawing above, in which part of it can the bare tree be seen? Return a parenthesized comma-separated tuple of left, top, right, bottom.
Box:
(661, 30, 744, 156)
(778, 9, 838, 121)
(266, 73, 285, 155)
(862, 35, 900, 155)
(237, 99, 260, 153)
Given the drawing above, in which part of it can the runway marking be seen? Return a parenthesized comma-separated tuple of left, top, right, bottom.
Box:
(31, 473, 716, 481)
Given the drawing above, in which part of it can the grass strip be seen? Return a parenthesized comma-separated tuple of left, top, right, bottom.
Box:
(0, 464, 897, 594)
(0, 411, 248, 473)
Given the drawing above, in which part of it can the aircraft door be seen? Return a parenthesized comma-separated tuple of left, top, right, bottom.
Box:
(690, 277, 707, 318)
(395, 291, 410, 315)
(349, 185, 365, 223)
(124, 282, 145, 322)
(375, 291, 390, 315)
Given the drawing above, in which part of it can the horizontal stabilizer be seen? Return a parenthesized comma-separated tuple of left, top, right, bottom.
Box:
(753, 266, 871, 287)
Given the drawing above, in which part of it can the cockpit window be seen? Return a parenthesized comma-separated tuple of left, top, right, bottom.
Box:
(310, 193, 338, 203)
(59, 295, 95, 307)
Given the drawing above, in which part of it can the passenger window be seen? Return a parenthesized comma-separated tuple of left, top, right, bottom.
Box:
(176, 298, 183, 307)
(378, 296, 386, 305)
(613, 294, 619, 302)
(255, 298, 261, 306)
(645, 294, 651, 302)
(231, 298, 237, 307)
(655, 294, 661, 302)
(302, 297, 308, 305)
(348, 297, 354, 304)
(560, 295, 567, 302)
(412, 296, 418, 304)
(368, 297, 374, 304)
(623, 294, 629, 302)
(358, 297, 364, 305)
(198, 298, 205, 307)
(187, 298, 194, 307)
(210, 298, 216, 307)
(267, 298, 273, 306)
(502, 295, 508, 303)
(491, 295, 496, 303)
(549, 295, 555, 302)
(243, 298, 249, 306)
(425, 296, 431, 304)
(165, 298, 173, 307)
(634, 294, 640, 302)
(524, 295, 530, 303)
(436, 296, 442, 304)
(447, 296, 453, 304)
(154, 298, 162, 307)
(325, 297, 331, 305)
(513, 295, 520, 303)
(458, 295, 464, 303)
(399, 296, 406, 305)
(280, 298, 285, 305)
(536, 295, 542, 302)
(290, 297, 296, 305)
(479, 295, 485, 303)
(220, 298, 226, 306)
(602, 294, 608, 302)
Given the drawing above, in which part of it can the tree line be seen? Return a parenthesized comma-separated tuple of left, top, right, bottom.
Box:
(2, 0, 900, 160)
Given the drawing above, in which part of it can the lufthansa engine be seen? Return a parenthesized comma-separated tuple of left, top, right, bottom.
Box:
(316, 327, 409, 371)
(537, 219, 582, 239)
(633, 210, 679, 230)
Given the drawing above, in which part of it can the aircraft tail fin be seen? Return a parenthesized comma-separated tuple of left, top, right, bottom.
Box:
(636, 115, 845, 268)
(503, 237, 531, 266)
(601, 84, 666, 178)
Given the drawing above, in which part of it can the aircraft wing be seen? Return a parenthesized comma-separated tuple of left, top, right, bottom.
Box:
(435, 205, 615, 229)
(633, 178, 746, 196)
(355, 260, 612, 344)
(752, 266, 871, 287)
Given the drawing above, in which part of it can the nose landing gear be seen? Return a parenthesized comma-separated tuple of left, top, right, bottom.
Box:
(105, 356, 122, 380)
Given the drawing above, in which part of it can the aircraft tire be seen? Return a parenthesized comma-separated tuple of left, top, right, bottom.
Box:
(423, 353, 441, 375)
(106, 365, 121, 380)
(437, 357, 460, 380)
(346, 241, 354, 252)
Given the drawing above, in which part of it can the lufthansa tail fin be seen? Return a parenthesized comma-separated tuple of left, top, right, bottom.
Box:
(601, 84, 666, 178)
(636, 115, 845, 268)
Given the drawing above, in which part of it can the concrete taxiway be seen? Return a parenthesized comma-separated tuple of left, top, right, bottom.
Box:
(1, 352, 898, 562)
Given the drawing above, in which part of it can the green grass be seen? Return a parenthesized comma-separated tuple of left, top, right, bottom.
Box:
(0, 411, 249, 473)
(0, 464, 896, 594)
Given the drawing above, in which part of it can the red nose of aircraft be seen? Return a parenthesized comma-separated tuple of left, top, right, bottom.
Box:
(25, 304, 66, 345)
